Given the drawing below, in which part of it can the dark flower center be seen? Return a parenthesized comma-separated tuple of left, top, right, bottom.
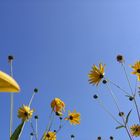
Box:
(46, 134, 50, 137)
(99, 74, 104, 78)
(137, 69, 140, 73)
(24, 112, 28, 116)
(69, 116, 73, 120)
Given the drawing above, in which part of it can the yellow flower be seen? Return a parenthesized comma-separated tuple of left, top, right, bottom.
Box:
(65, 110, 80, 125)
(51, 98, 65, 114)
(88, 63, 105, 86)
(43, 131, 56, 140)
(18, 105, 34, 121)
(0, 70, 20, 93)
(130, 61, 140, 80)
(130, 124, 140, 137)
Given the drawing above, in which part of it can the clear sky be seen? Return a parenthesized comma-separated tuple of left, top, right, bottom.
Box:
(1, 0, 140, 139)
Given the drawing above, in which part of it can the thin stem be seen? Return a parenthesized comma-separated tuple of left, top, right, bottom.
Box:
(45, 110, 53, 132)
(106, 84, 134, 140)
(95, 91, 122, 125)
(18, 91, 37, 139)
(35, 119, 38, 139)
(134, 79, 137, 97)
(133, 98, 140, 123)
(40, 110, 54, 140)
(30, 120, 38, 140)
(121, 63, 134, 95)
(18, 122, 25, 140)
(28, 91, 36, 107)
(48, 112, 55, 131)
(121, 63, 140, 123)
(106, 84, 121, 112)
(125, 125, 134, 140)
(30, 135, 33, 140)
(108, 80, 130, 96)
(56, 121, 67, 134)
(9, 60, 14, 138)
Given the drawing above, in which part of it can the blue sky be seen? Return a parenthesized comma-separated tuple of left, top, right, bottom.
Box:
(1, 0, 140, 139)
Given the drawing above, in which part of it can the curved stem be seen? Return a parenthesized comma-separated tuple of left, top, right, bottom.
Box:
(28, 91, 36, 107)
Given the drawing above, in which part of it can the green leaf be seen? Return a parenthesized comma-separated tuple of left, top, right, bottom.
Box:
(125, 109, 132, 124)
(116, 125, 125, 129)
(10, 121, 24, 140)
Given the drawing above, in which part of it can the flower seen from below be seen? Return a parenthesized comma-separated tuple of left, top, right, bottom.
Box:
(51, 98, 65, 114)
(43, 131, 56, 140)
(65, 110, 80, 125)
(130, 61, 140, 81)
(130, 124, 140, 137)
(18, 105, 34, 121)
(88, 63, 105, 86)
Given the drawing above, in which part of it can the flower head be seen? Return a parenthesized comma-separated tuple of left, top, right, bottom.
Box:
(130, 61, 140, 80)
(18, 105, 34, 121)
(130, 124, 140, 137)
(65, 110, 80, 125)
(51, 98, 65, 114)
(88, 63, 105, 86)
(43, 131, 56, 140)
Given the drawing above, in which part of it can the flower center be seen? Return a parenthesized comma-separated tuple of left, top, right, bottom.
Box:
(24, 112, 28, 116)
(99, 74, 104, 78)
(69, 115, 73, 120)
(46, 134, 50, 137)
(135, 128, 139, 132)
(137, 69, 140, 73)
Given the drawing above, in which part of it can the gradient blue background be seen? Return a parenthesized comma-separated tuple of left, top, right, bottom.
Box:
(1, 0, 140, 139)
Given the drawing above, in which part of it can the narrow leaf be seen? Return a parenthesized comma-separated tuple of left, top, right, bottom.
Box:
(125, 109, 132, 124)
(10, 121, 24, 140)
(116, 125, 125, 129)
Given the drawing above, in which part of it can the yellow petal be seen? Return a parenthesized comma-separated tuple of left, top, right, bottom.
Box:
(0, 71, 20, 93)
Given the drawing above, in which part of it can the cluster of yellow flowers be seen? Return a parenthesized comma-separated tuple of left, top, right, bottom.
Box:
(17, 97, 80, 140)
(0, 56, 80, 140)
(88, 55, 140, 139)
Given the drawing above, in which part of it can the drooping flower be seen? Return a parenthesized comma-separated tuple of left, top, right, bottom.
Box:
(88, 63, 105, 86)
(0, 71, 20, 93)
(65, 110, 80, 125)
(130, 61, 140, 80)
(130, 124, 140, 137)
(18, 105, 34, 121)
(42, 131, 56, 140)
(51, 98, 65, 114)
